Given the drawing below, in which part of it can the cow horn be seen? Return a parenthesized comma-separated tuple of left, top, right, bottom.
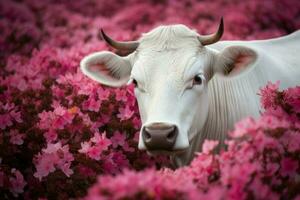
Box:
(198, 18, 224, 46)
(100, 29, 139, 52)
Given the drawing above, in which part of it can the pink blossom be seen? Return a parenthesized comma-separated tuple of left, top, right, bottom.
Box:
(33, 153, 56, 180)
(9, 169, 27, 197)
(78, 141, 91, 154)
(280, 158, 298, 177)
(91, 131, 111, 150)
(115, 88, 128, 102)
(202, 140, 219, 154)
(34, 142, 74, 180)
(280, 130, 300, 152)
(110, 131, 126, 148)
(9, 110, 22, 123)
(284, 86, 300, 112)
(44, 129, 58, 143)
(79, 132, 111, 160)
(117, 105, 134, 121)
(82, 97, 101, 112)
(229, 117, 257, 138)
(0, 114, 13, 130)
(9, 129, 25, 145)
(258, 81, 280, 109)
(97, 87, 110, 101)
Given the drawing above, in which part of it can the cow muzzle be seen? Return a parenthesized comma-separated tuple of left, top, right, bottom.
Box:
(142, 122, 178, 151)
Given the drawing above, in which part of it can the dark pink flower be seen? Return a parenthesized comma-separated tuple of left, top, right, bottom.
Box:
(258, 81, 280, 109)
(9, 169, 27, 197)
(9, 129, 25, 145)
(280, 158, 298, 177)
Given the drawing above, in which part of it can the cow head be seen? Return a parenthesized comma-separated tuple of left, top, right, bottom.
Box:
(80, 19, 257, 156)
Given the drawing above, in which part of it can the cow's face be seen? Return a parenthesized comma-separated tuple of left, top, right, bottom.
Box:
(131, 41, 211, 153)
(80, 20, 256, 155)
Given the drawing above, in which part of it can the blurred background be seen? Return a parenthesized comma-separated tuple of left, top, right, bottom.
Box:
(1, 0, 300, 64)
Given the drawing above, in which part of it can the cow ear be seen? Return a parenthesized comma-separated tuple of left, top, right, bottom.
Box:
(80, 51, 132, 87)
(214, 46, 257, 77)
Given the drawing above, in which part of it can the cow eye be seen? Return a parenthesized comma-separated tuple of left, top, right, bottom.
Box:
(193, 74, 203, 85)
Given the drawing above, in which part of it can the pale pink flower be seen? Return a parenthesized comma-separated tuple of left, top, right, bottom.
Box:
(202, 140, 219, 154)
(34, 154, 57, 180)
(117, 105, 134, 121)
(78, 141, 91, 154)
(34, 142, 74, 180)
(43, 142, 62, 154)
(229, 117, 257, 138)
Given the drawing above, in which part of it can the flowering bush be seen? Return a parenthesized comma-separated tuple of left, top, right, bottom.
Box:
(0, 0, 300, 199)
(85, 83, 300, 200)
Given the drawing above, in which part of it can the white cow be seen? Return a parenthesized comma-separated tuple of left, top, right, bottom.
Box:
(80, 19, 300, 167)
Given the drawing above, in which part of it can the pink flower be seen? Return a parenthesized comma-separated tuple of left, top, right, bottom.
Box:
(258, 114, 290, 129)
(9, 169, 27, 197)
(284, 86, 300, 113)
(0, 114, 13, 130)
(97, 87, 110, 101)
(78, 141, 91, 154)
(202, 140, 219, 154)
(44, 129, 58, 142)
(82, 97, 101, 112)
(91, 131, 111, 150)
(34, 153, 56, 180)
(9, 129, 25, 145)
(110, 131, 126, 148)
(9, 110, 22, 123)
(258, 81, 280, 109)
(115, 88, 128, 102)
(229, 117, 257, 138)
(280, 158, 298, 177)
(79, 132, 111, 160)
(86, 146, 102, 160)
(117, 105, 134, 121)
(280, 130, 300, 152)
(34, 142, 74, 180)
(265, 163, 279, 176)
(38, 106, 75, 132)
(43, 142, 62, 154)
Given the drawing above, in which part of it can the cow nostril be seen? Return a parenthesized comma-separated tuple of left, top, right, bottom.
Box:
(167, 129, 176, 141)
(144, 131, 151, 141)
(143, 123, 178, 150)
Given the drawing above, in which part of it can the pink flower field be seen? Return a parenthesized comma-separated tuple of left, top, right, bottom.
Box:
(0, 0, 300, 199)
